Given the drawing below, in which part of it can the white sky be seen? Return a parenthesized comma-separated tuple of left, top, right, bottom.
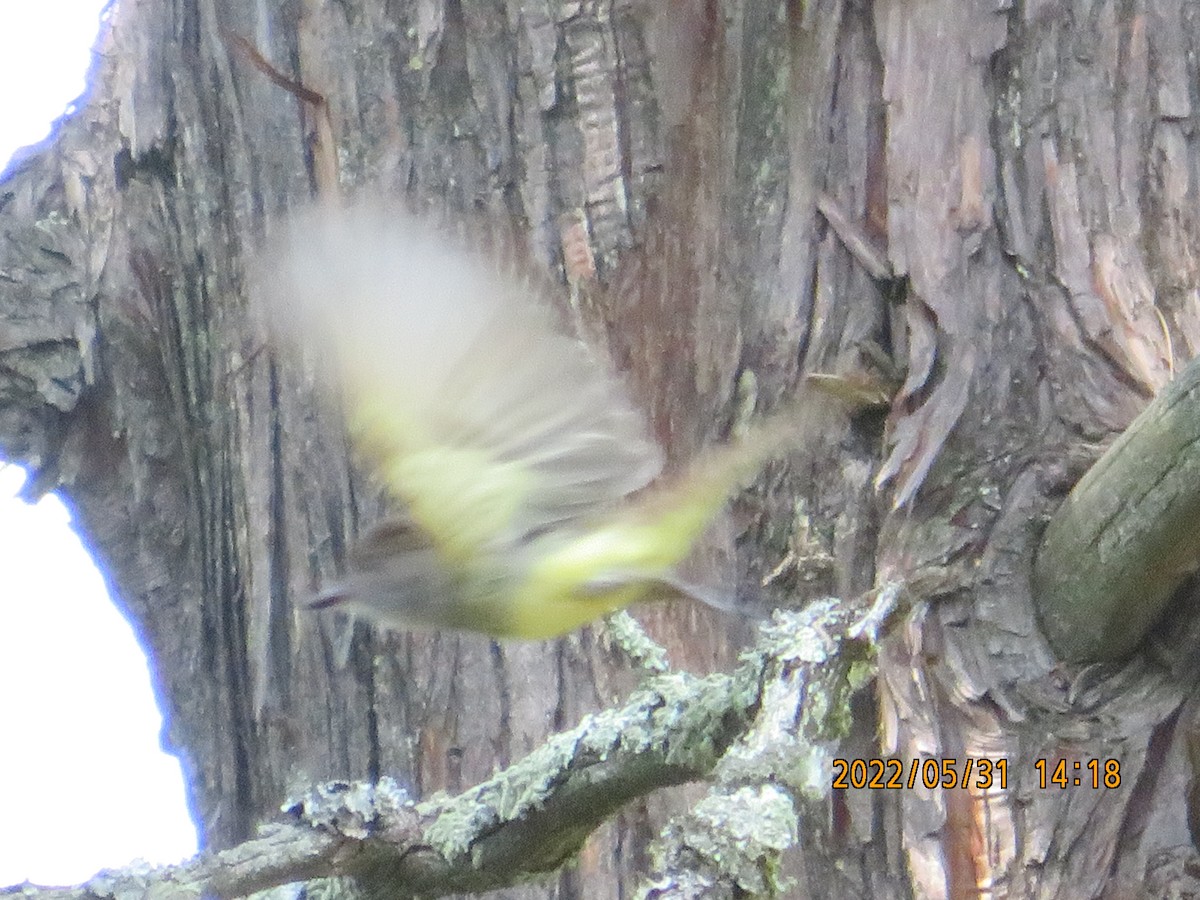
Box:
(0, 3, 198, 886)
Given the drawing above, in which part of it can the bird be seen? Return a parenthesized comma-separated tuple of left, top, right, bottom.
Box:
(257, 201, 801, 639)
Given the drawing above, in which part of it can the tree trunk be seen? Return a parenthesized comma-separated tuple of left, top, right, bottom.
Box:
(4, 0, 1200, 897)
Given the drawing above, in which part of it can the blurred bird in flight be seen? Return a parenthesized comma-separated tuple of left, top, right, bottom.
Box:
(259, 203, 804, 639)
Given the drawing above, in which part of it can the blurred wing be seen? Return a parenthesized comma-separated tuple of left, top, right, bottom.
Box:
(258, 202, 662, 564)
(506, 402, 822, 637)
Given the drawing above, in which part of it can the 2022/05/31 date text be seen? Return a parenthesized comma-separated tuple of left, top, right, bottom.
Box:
(832, 757, 1124, 790)
(832, 757, 1008, 790)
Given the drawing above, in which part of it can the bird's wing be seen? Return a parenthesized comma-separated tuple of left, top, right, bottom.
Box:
(258, 202, 662, 566)
(516, 399, 817, 624)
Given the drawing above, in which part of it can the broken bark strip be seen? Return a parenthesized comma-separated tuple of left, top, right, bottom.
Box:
(1033, 355, 1200, 662)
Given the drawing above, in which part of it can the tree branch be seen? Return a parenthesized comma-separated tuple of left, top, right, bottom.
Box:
(2, 592, 893, 899)
(1034, 354, 1200, 661)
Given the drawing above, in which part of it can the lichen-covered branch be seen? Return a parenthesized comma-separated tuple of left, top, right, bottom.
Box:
(641, 591, 892, 898)
(1033, 354, 1200, 661)
(1, 595, 889, 900)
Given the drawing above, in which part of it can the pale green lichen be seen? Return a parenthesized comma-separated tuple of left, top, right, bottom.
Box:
(285, 777, 414, 841)
(847, 657, 875, 692)
(602, 610, 671, 673)
(789, 740, 836, 801)
(754, 603, 840, 665)
(661, 784, 798, 896)
(420, 670, 743, 861)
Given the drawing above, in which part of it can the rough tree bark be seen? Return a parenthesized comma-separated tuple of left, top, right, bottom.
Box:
(5, 0, 1200, 897)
